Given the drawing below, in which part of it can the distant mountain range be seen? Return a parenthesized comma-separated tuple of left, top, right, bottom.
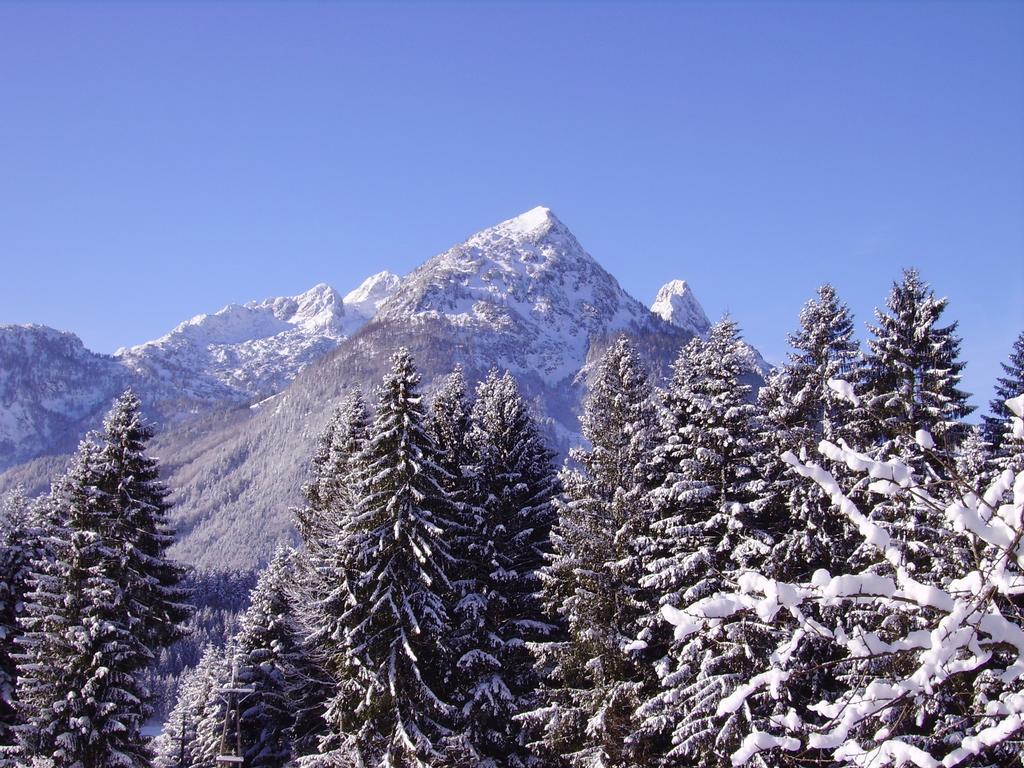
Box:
(0, 207, 766, 570)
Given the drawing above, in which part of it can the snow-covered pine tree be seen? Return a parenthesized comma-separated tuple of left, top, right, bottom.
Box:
(750, 286, 870, 764)
(231, 546, 316, 768)
(985, 332, 1024, 481)
(848, 273, 974, 585)
(758, 284, 861, 581)
(0, 488, 43, 748)
(858, 268, 972, 456)
(95, 390, 192, 652)
(193, 644, 235, 768)
(152, 644, 229, 768)
(523, 338, 660, 767)
(982, 331, 1024, 454)
(637, 318, 781, 767)
(318, 349, 458, 767)
(297, 388, 370, 558)
(662, 392, 1024, 767)
(450, 369, 558, 767)
(427, 366, 473, 494)
(954, 425, 993, 490)
(291, 388, 372, 759)
(14, 440, 154, 767)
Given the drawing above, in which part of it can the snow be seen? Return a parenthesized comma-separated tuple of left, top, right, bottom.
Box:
(651, 279, 712, 337)
(502, 205, 555, 235)
(343, 271, 402, 318)
(827, 378, 861, 407)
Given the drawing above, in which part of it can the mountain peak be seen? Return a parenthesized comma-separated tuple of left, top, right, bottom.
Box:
(504, 205, 556, 234)
(652, 279, 711, 337)
(343, 271, 402, 318)
(465, 205, 570, 248)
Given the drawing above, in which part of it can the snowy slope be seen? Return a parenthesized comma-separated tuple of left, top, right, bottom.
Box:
(0, 325, 131, 470)
(0, 278, 403, 471)
(380, 206, 665, 382)
(116, 280, 402, 402)
(651, 279, 712, 337)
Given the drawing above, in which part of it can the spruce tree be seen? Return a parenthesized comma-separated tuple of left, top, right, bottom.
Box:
(15, 392, 190, 767)
(982, 331, 1024, 453)
(850, 272, 974, 581)
(637, 319, 779, 767)
(984, 332, 1024, 472)
(15, 441, 154, 767)
(319, 349, 458, 767)
(96, 390, 192, 651)
(294, 389, 371, 757)
(0, 488, 45, 748)
(231, 547, 315, 768)
(758, 284, 861, 581)
(152, 644, 228, 768)
(452, 369, 558, 767)
(525, 338, 661, 766)
(298, 388, 370, 558)
(858, 268, 972, 454)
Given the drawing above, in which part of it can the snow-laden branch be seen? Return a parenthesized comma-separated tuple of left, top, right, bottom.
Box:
(660, 391, 1024, 768)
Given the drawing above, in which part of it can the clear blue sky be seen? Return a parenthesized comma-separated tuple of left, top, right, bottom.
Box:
(1, 1, 1021, 415)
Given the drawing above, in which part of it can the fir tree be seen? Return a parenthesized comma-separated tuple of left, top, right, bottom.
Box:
(453, 369, 558, 767)
(0, 488, 45, 748)
(152, 644, 229, 768)
(95, 390, 192, 652)
(858, 268, 972, 454)
(525, 338, 661, 767)
(320, 349, 458, 767)
(982, 331, 1024, 453)
(637, 319, 780, 767)
(758, 284, 861, 581)
(15, 441, 154, 767)
(222, 547, 299, 766)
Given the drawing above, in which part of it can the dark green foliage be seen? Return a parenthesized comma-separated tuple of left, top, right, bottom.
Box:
(452, 369, 558, 767)
(527, 338, 662, 766)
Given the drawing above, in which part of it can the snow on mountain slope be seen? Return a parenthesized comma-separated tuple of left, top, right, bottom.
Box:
(344, 271, 402, 319)
(116, 278, 405, 404)
(380, 206, 664, 382)
(0, 325, 131, 470)
(652, 279, 712, 337)
(0, 278, 404, 472)
(146, 207, 709, 570)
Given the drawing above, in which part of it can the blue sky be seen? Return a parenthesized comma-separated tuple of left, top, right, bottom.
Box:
(1, 1, 1021, 414)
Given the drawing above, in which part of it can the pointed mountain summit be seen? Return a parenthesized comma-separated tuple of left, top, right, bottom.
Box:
(380, 205, 660, 380)
(651, 279, 712, 337)
(343, 271, 402, 319)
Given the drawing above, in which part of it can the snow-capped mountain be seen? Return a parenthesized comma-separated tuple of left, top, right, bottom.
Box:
(651, 279, 712, 337)
(0, 325, 131, 470)
(344, 270, 403, 320)
(1, 206, 759, 570)
(115, 280, 401, 404)
(379, 206, 667, 381)
(0, 278, 404, 472)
